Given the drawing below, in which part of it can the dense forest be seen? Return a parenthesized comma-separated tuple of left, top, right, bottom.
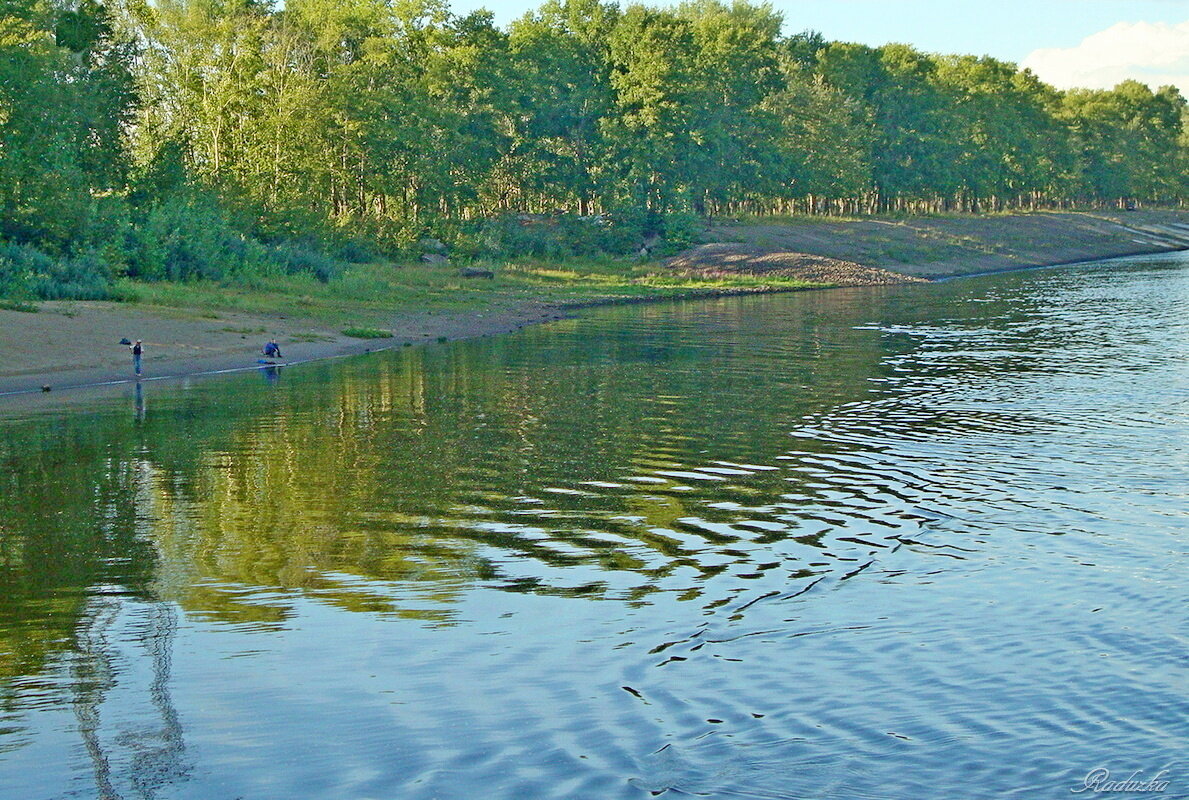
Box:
(2, 0, 1187, 298)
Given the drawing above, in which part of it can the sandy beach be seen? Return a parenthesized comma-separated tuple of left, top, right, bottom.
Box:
(0, 300, 566, 399)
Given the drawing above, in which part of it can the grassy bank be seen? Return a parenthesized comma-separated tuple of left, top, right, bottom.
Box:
(9, 209, 1189, 331)
(109, 256, 824, 331)
(116, 208, 1189, 320)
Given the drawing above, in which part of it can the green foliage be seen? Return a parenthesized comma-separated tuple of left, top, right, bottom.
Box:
(126, 194, 264, 282)
(452, 212, 647, 258)
(0, 241, 115, 300)
(121, 193, 346, 285)
(656, 210, 703, 254)
(335, 239, 376, 265)
(1059, 81, 1188, 202)
(0, 0, 1186, 305)
(29, 251, 115, 300)
(0, 0, 136, 248)
(0, 242, 52, 299)
(271, 240, 343, 283)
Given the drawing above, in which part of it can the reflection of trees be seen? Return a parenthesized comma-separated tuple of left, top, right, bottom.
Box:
(141, 356, 473, 625)
(72, 598, 120, 800)
(69, 596, 188, 800)
(0, 441, 159, 711)
(0, 288, 897, 729)
(0, 434, 190, 796)
(136, 602, 187, 796)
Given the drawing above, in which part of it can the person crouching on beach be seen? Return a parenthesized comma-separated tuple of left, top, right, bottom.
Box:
(130, 340, 143, 377)
(263, 339, 282, 359)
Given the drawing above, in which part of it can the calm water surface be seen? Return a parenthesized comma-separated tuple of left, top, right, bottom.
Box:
(0, 253, 1186, 799)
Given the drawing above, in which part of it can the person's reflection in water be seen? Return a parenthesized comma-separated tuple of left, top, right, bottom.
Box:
(260, 364, 281, 385)
(134, 381, 146, 422)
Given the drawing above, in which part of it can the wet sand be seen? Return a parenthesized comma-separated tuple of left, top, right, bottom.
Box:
(0, 300, 564, 400)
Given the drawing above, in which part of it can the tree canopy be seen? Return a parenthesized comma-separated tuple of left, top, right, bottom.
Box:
(1, 0, 1186, 296)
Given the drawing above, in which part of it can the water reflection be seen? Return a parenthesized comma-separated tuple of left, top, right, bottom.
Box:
(0, 253, 1186, 799)
(68, 597, 188, 800)
(134, 382, 146, 423)
(259, 364, 282, 385)
(0, 290, 895, 632)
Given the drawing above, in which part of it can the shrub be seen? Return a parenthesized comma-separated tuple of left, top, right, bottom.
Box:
(126, 193, 266, 282)
(345, 217, 418, 257)
(590, 207, 648, 254)
(657, 210, 704, 255)
(75, 194, 132, 273)
(0, 241, 115, 300)
(28, 251, 114, 300)
(0, 241, 53, 297)
(271, 240, 342, 283)
(335, 238, 375, 264)
(451, 211, 649, 260)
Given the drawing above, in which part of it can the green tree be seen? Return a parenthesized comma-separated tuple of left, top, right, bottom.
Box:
(676, 0, 783, 215)
(764, 63, 872, 210)
(503, 0, 618, 214)
(0, 0, 135, 253)
(603, 4, 704, 223)
(932, 55, 1071, 209)
(1061, 80, 1187, 203)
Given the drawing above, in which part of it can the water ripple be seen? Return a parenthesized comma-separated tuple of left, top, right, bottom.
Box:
(0, 254, 1186, 798)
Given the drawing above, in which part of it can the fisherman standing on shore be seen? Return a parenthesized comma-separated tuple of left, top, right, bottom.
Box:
(263, 339, 282, 359)
(130, 339, 143, 377)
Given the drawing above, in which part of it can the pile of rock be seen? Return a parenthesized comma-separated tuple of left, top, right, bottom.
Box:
(419, 238, 449, 265)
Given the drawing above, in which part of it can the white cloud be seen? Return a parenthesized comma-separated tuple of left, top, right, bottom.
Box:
(1021, 20, 1189, 96)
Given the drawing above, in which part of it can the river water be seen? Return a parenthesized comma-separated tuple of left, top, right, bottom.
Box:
(0, 252, 1185, 799)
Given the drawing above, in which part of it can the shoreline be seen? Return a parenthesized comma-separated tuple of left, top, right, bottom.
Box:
(0, 284, 827, 403)
(927, 246, 1189, 281)
(0, 300, 564, 400)
(3, 209, 1187, 406)
(705, 209, 1189, 277)
(0, 254, 1150, 406)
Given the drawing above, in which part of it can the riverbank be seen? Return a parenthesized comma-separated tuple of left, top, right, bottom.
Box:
(698, 208, 1189, 277)
(0, 299, 563, 398)
(2, 209, 1186, 400)
(0, 281, 821, 398)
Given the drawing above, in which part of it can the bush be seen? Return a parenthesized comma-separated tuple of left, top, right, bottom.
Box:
(0, 241, 53, 298)
(657, 210, 704, 255)
(0, 241, 115, 300)
(126, 193, 267, 282)
(28, 251, 114, 300)
(75, 194, 132, 273)
(126, 194, 348, 284)
(592, 207, 650, 254)
(335, 238, 375, 264)
(271, 240, 343, 283)
(344, 217, 418, 257)
(451, 211, 649, 260)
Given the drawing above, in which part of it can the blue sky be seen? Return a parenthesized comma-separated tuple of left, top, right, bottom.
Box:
(450, 0, 1189, 93)
(753, 0, 1187, 62)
